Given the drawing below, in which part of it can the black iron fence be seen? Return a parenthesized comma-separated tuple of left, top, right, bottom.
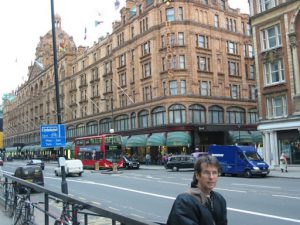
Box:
(2, 173, 161, 225)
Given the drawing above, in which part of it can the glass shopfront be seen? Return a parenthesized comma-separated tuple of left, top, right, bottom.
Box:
(277, 129, 300, 164)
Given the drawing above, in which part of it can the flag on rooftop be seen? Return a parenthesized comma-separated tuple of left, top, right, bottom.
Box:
(95, 20, 103, 27)
(84, 27, 87, 40)
(115, 0, 120, 10)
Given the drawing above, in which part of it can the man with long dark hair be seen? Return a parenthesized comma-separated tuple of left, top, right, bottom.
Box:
(167, 155, 227, 225)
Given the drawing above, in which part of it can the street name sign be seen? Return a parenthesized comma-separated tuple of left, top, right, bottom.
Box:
(40, 124, 66, 148)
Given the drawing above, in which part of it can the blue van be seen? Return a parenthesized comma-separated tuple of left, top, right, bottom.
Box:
(208, 145, 269, 177)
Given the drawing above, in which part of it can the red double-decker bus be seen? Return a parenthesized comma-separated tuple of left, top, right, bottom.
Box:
(74, 134, 123, 169)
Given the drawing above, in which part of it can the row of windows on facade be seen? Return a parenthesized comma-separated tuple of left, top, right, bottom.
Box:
(257, 0, 279, 14)
(9, 93, 287, 141)
(7, 103, 257, 137)
(64, 105, 258, 137)
(72, 5, 252, 73)
(75, 33, 255, 77)
(68, 79, 257, 111)
(76, 57, 255, 91)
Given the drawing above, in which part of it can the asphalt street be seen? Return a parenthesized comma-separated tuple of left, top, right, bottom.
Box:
(1, 161, 300, 225)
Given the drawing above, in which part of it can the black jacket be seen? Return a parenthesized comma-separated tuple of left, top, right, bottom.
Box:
(167, 190, 227, 225)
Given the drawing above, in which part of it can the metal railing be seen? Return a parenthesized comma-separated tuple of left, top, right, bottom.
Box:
(2, 173, 160, 225)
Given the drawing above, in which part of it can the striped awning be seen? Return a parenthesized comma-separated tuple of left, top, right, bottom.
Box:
(146, 133, 166, 146)
(126, 134, 148, 147)
(250, 131, 263, 143)
(5, 147, 18, 152)
(166, 132, 192, 147)
(121, 136, 129, 147)
(229, 131, 253, 144)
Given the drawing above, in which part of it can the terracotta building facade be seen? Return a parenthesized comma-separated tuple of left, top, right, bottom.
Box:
(3, 0, 258, 160)
(249, 0, 300, 165)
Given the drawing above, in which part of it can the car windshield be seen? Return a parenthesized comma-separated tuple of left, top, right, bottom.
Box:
(245, 152, 262, 161)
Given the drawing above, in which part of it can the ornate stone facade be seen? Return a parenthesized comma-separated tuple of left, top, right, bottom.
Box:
(3, 0, 257, 153)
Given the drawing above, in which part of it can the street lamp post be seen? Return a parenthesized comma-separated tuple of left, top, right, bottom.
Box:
(110, 98, 114, 134)
(238, 124, 241, 145)
(50, 0, 68, 195)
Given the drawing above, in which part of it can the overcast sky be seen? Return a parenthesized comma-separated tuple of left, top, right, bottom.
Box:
(0, 0, 249, 105)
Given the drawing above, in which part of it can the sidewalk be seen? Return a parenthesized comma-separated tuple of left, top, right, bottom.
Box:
(0, 199, 13, 225)
(140, 164, 300, 178)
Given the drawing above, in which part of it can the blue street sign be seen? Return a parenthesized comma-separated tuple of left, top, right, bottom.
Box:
(40, 124, 66, 148)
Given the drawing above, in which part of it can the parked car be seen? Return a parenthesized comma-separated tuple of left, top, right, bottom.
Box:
(123, 156, 140, 169)
(14, 166, 44, 193)
(0, 157, 3, 166)
(27, 159, 45, 170)
(54, 159, 83, 176)
(165, 155, 195, 171)
(7, 156, 14, 162)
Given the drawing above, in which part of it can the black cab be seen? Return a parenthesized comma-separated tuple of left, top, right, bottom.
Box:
(165, 155, 195, 171)
(14, 166, 44, 193)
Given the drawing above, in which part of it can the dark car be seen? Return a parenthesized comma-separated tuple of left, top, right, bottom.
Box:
(123, 156, 140, 169)
(27, 159, 45, 170)
(165, 155, 195, 171)
(14, 166, 44, 193)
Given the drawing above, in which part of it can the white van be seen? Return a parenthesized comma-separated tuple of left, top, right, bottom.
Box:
(54, 159, 83, 177)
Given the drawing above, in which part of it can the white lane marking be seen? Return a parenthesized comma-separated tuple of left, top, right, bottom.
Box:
(44, 177, 300, 223)
(130, 213, 144, 219)
(231, 183, 281, 189)
(272, 194, 300, 200)
(228, 207, 300, 223)
(158, 181, 187, 186)
(215, 188, 247, 193)
(109, 207, 120, 211)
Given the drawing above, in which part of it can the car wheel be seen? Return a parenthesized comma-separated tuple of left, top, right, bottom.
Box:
(172, 166, 178, 171)
(55, 171, 58, 176)
(78, 172, 82, 177)
(244, 170, 252, 178)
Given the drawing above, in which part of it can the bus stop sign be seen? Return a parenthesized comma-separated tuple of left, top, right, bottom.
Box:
(40, 124, 66, 148)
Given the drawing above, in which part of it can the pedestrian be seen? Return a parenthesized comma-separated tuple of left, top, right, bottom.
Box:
(145, 153, 151, 165)
(167, 155, 227, 225)
(280, 153, 288, 173)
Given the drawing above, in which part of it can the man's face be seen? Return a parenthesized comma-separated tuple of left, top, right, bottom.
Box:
(196, 163, 219, 194)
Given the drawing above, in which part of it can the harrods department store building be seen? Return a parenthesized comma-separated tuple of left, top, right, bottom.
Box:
(3, 0, 259, 158)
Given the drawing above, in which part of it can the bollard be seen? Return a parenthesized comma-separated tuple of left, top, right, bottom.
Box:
(112, 163, 118, 173)
(95, 162, 99, 171)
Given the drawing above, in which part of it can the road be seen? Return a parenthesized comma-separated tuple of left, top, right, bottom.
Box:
(2, 161, 300, 225)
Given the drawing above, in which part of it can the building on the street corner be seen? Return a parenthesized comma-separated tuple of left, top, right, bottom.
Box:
(248, 0, 300, 166)
(3, 0, 259, 162)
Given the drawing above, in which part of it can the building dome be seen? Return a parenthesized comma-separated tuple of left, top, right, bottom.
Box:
(35, 14, 76, 67)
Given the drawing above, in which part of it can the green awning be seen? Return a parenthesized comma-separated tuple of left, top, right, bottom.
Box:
(166, 131, 191, 147)
(5, 147, 18, 152)
(126, 134, 148, 147)
(64, 142, 74, 150)
(250, 131, 263, 143)
(146, 133, 166, 146)
(229, 131, 253, 144)
(21, 146, 30, 152)
(121, 136, 129, 147)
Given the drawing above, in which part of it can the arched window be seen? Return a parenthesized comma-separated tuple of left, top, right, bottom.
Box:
(189, 104, 206, 124)
(115, 115, 129, 132)
(138, 110, 149, 128)
(131, 112, 136, 129)
(152, 106, 166, 126)
(208, 105, 224, 124)
(87, 121, 98, 135)
(248, 108, 258, 124)
(169, 104, 186, 124)
(99, 118, 111, 134)
(226, 107, 245, 124)
(76, 124, 85, 137)
(66, 126, 75, 139)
